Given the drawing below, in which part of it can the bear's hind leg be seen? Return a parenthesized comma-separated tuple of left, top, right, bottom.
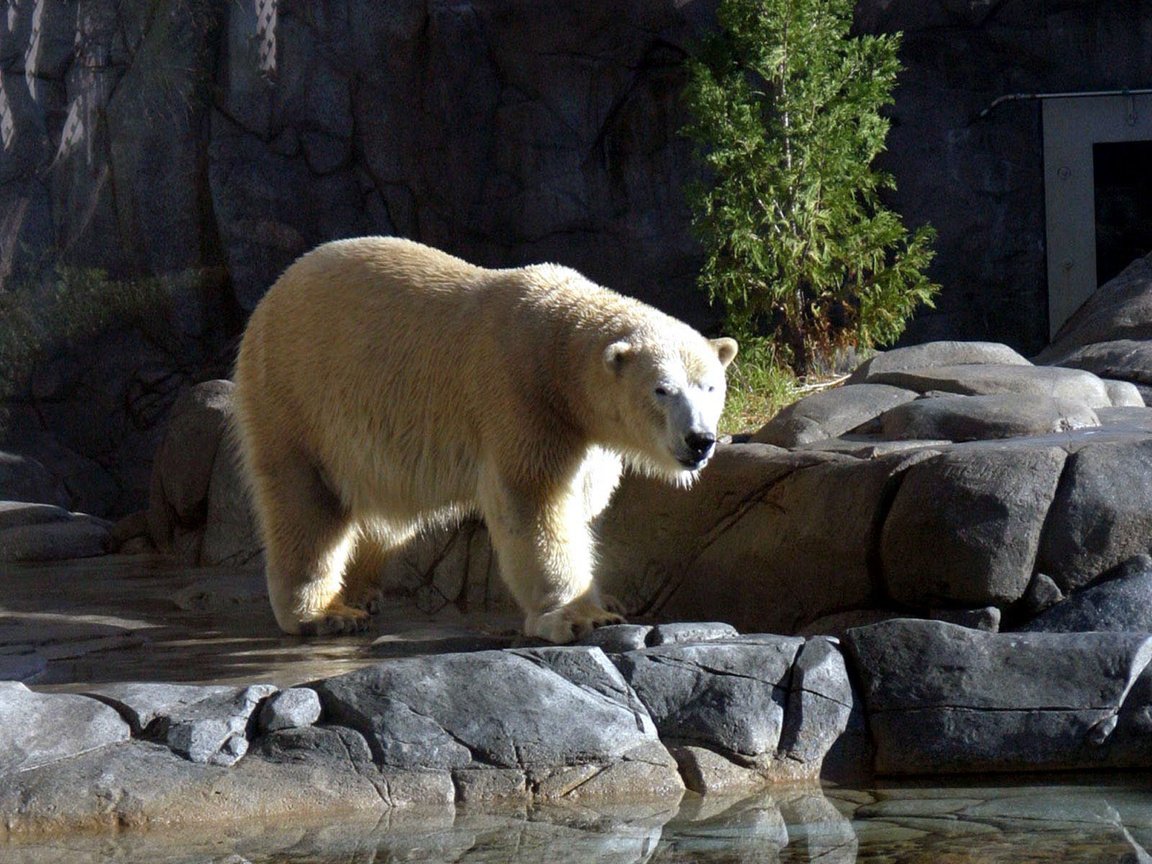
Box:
(249, 454, 368, 635)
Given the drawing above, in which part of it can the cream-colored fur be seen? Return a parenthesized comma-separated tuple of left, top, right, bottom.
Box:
(232, 237, 737, 642)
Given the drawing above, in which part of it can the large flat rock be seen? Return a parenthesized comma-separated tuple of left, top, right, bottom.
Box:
(863, 364, 1114, 408)
(878, 393, 1099, 441)
(847, 341, 1031, 384)
(844, 619, 1152, 774)
(0, 504, 111, 562)
(751, 384, 917, 447)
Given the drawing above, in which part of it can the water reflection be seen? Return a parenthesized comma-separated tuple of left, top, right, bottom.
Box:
(6, 780, 1152, 863)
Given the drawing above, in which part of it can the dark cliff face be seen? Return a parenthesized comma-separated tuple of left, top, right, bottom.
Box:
(2, 0, 713, 320)
(1, 0, 1149, 514)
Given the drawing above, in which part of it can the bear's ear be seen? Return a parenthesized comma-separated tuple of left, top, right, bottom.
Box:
(603, 340, 633, 374)
(710, 337, 739, 369)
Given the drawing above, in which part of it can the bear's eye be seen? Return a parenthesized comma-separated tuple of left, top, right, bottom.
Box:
(654, 386, 669, 398)
(706, 384, 716, 393)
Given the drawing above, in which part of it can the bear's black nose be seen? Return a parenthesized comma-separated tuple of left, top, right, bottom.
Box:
(685, 432, 716, 458)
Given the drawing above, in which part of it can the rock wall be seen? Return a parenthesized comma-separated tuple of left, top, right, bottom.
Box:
(3, 0, 1151, 514)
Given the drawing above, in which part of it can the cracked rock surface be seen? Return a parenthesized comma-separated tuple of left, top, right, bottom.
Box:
(844, 620, 1152, 774)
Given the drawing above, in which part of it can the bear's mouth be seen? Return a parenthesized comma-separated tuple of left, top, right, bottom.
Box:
(677, 455, 708, 470)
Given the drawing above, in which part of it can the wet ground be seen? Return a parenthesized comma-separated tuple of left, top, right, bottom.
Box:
(0, 554, 524, 691)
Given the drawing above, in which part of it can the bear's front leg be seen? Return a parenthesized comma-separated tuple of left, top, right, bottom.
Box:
(480, 478, 623, 643)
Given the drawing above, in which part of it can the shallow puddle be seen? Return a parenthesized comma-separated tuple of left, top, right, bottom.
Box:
(5, 779, 1152, 863)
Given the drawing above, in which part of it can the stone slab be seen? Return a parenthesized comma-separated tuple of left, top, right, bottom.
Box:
(864, 364, 1113, 408)
(313, 647, 664, 772)
(1020, 555, 1152, 633)
(612, 638, 802, 759)
(844, 619, 1152, 774)
(751, 383, 917, 447)
(0, 682, 130, 774)
(0, 519, 110, 562)
(881, 445, 1066, 607)
(1037, 438, 1152, 592)
(847, 341, 1032, 384)
(878, 393, 1099, 442)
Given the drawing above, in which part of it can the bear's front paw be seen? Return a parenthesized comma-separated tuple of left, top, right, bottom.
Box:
(528, 599, 626, 644)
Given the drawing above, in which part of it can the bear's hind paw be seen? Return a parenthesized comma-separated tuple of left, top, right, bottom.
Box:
(298, 602, 372, 637)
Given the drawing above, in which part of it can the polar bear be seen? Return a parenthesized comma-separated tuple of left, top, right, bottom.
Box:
(232, 237, 737, 642)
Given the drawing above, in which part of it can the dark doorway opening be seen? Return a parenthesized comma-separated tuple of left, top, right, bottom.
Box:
(1094, 139, 1152, 286)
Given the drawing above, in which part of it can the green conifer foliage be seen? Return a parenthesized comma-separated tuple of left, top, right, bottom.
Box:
(683, 0, 939, 374)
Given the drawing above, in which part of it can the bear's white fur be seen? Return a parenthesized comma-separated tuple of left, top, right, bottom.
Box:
(232, 237, 737, 642)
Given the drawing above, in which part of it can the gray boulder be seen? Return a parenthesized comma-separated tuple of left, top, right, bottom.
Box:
(1017, 572, 1066, 618)
(0, 452, 69, 508)
(146, 380, 235, 560)
(847, 341, 1032, 384)
(1103, 378, 1146, 407)
(0, 682, 130, 774)
(881, 445, 1066, 607)
(258, 687, 323, 733)
(863, 364, 1114, 408)
(1047, 339, 1152, 388)
(0, 502, 111, 562)
(313, 647, 674, 780)
(600, 445, 926, 634)
(612, 638, 802, 760)
(0, 501, 70, 531)
(200, 441, 262, 566)
(647, 621, 740, 646)
(778, 637, 858, 771)
(1020, 555, 1152, 633)
(878, 393, 1099, 442)
(844, 619, 1152, 774)
(1036, 251, 1152, 361)
(88, 682, 277, 766)
(751, 383, 917, 447)
(1037, 439, 1152, 592)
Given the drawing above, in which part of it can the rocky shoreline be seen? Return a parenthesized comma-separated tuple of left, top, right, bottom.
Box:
(5, 615, 1152, 835)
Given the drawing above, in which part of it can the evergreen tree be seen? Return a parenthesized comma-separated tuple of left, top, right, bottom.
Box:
(683, 0, 939, 374)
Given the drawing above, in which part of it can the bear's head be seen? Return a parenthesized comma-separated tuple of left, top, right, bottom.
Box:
(602, 329, 738, 485)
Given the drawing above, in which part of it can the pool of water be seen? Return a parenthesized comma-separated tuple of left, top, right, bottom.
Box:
(5, 779, 1152, 863)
